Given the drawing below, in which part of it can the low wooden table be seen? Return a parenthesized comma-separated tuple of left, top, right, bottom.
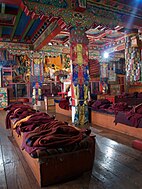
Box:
(91, 110, 142, 139)
(55, 102, 72, 117)
(11, 120, 95, 187)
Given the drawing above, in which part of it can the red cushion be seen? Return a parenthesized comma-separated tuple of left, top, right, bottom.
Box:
(132, 140, 142, 151)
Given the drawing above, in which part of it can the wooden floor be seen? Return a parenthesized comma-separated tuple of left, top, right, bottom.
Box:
(1, 109, 142, 189)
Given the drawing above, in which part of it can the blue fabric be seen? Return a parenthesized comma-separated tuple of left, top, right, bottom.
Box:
(54, 99, 60, 103)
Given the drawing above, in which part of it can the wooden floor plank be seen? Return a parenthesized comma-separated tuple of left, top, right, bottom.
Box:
(58, 179, 84, 189)
(91, 124, 138, 146)
(92, 163, 135, 189)
(96, 138, 142, 173)
(95, 134, 142, 159)
(2, 144, 20, 164)
(88, 176, 106, 189)
(96, 148, 142, 189)
(0, 127, 13, 146)
(0, 146, 7, 189)
(58, 172, 102, 189)
(4, 161, 33, 189)
(78, 172, 105, 189)
(0, 110, 6, 128)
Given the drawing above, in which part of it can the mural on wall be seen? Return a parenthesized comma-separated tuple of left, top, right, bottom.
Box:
(0, 50, 16, 66)
(13, 55, 31, 83)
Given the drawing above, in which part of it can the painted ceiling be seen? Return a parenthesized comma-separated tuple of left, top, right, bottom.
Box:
(0, 0, 142, 54)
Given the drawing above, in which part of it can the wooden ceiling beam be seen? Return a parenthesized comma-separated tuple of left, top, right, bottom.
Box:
(0, 0, 22, 6)
(34, 19, 66, 51)
(31, 17, 57, 44)
(20, 15, 35, 41)
(10, 7, 22, 40)
(35, 27, 62, 50)
(30, 16, 47, 42)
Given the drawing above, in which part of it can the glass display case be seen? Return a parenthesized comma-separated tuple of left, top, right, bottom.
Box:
(7, 83, 30, 101)
(42, 81, 62, 96)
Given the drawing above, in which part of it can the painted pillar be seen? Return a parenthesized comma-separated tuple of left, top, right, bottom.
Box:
(70, 27, 89, 126)
(125, 29, 141, 84)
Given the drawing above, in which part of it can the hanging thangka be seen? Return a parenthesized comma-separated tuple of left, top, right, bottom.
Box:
(100, 63, 108, 78)
(32, 58, 43, 76)
(30, 58, 44, 83)
(108, 62, 116, 82)
(34, 63, 40, 76)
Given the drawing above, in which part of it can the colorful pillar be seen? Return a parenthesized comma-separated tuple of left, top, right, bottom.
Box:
(125, 29, 141, 83)
(70, 27, 89, 126)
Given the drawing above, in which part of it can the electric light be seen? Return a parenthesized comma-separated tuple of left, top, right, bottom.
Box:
(103, 52, 109, 58)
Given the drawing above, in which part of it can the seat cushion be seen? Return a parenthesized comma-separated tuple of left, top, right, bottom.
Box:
(132, 140, 142, 151)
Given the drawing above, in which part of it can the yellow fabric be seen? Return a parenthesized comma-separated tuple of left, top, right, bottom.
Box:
(34, 58, 41, 64)
(74, 85, 79, 100)
(13, 115, 32, 129)
(47, 56, 62, 69)
(77, 44, 83, 66)
(79, 105, 85, 125)
(84, 85, 88, 101)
